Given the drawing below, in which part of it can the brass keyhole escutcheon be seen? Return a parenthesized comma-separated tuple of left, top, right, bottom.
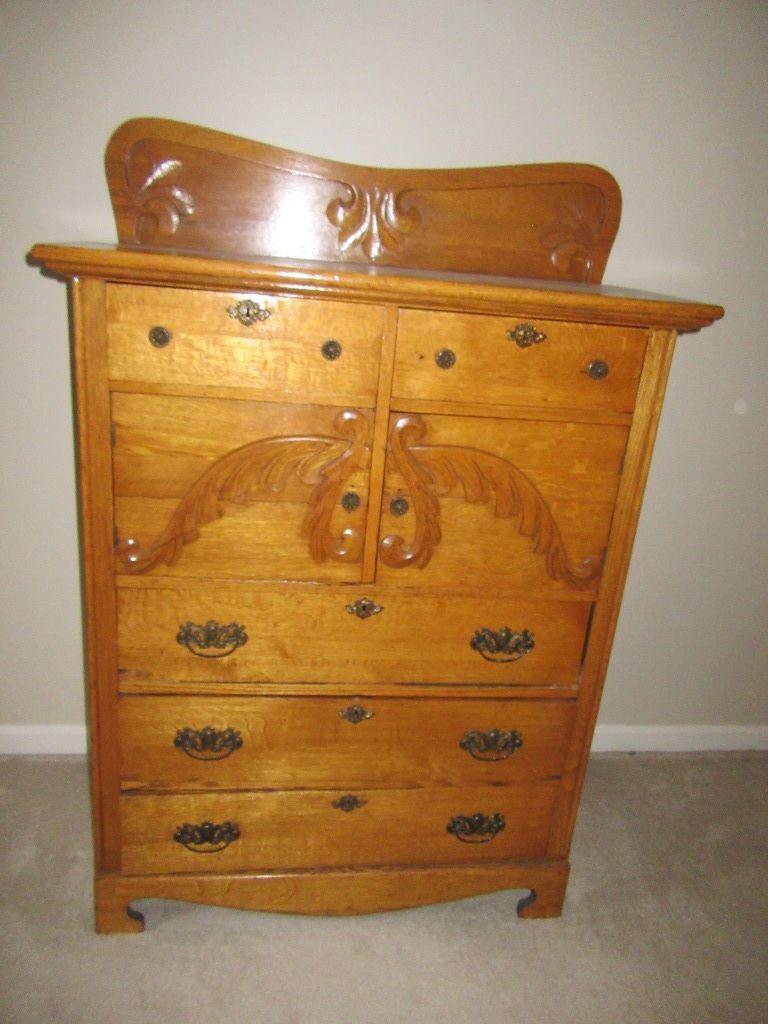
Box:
(148, 325, 172, 348)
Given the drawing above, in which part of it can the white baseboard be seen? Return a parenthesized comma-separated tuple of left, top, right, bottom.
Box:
(0, 725, 87, 755)
(1, 723, 766, 755)
(590, 724, 768, 752)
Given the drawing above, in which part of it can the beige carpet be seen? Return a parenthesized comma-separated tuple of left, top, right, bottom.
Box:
(1, 752, 766, 1024)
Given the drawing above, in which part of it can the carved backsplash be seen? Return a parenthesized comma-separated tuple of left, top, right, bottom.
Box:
(106, 119, 621, 282)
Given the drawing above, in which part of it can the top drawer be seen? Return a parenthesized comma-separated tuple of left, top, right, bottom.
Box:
(106, 285, 385, 406)
(392, 309, 647, 414)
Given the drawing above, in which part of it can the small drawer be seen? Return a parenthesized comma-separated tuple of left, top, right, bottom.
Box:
(119, 782, 558, 874)
(116, 583, 591, 686)
(106, 284, 385, 405)
(119, 695, 576, 791)
(393, 308, 646, 413)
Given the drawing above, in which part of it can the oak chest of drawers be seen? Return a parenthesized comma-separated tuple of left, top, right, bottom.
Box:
(30, 119, 722, 931)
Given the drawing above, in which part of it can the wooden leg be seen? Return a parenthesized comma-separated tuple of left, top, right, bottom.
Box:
(516, 864, 569, 918)
(94, 876, 145, 933)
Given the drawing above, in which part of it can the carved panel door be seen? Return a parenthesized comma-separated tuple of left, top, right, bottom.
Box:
(112, 395, 374, 584)
(375, 412, 628, 598)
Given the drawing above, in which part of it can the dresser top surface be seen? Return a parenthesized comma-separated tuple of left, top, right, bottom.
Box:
(29, 242, 723, 332)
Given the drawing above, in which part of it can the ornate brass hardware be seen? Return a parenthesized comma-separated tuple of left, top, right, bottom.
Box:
(227, 299, 270, 325)
(346, 598, 383, 619)
(435, 348, 456, 369)
(332, 794, 367, 812)
(176, 620, 248, 658)
(173, 726, 243, 760)
(447, 813, 506, 843)
(321, 339, 342, 360)
(459, 729, 523, 760)
(339, 704, 375, 724)
(587, 359, 609, 379)
(507, 323, 547, 348)
(173, 820, 240, 852)
(148, 325, 171, 347)
(390, 496, 409, 517)
(470, 627, 535, 663)
(341, 490, 361, 511)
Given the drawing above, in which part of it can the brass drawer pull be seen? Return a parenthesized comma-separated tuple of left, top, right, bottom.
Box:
(173, 726, 243, 760)
(346, 598, 383, 619)
(435, 348, 456, 369)
(460, 729, 523, 760)
(176, 620, 248, 658)
(227, 299, 270, 325)
(173, 820, 240, 853)
(148, 325, 171, 347)
(321, 339, 342, 360)
(507, 323, 547, 348)
(447, 813, 506, 843)
(332, 794, 367, 812)
(339, 704, 375, 724)
(470, 627, 535, 663)
(587, 359, 609, 379)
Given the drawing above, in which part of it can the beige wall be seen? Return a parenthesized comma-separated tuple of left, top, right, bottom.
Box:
(2, 1, 766, 741)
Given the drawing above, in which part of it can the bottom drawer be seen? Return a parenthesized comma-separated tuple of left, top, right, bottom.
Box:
(120, 783, 558, 874)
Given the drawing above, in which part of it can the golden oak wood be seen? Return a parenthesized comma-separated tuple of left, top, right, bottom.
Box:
(376, 411, 625, 593)
(118, 695, 576, 791)
(116, 583, 591, 686)
(106, 284, 384, 406)
(104, 118, 621, 282)
(30, 122, 723, 931)
(112, 394, 371, 582)
(94, 860, 570, 931)
(393, 309, 647, 413)
(119, 782, 558, 874)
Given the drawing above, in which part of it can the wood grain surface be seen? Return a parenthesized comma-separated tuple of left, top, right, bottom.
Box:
(118, 694, 576, 790)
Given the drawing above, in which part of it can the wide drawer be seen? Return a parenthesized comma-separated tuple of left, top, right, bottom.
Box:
(106, 284, 384, 405)
(119, 695, 576, 790)
(393, 308, 647, 413)
(116, 584, 591, 686)
(120, 782, 558, 873)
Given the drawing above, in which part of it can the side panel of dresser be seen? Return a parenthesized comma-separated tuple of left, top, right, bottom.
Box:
(70, 278, 121, 871)
(547, 328, 677, 857)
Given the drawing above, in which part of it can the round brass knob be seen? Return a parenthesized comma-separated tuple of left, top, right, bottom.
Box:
(587, 359, 610, 380)
(435, 348, 456, 369)
(148, 326, 171, 348)
(390, 496, 409, 517)
(322, 339, 342, 360)
(341, 491, 361, 511)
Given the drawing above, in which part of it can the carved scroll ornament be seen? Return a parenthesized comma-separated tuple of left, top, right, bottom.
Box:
(379, 414, 601, 590)
(117, 408, 370, 573)
(327, 185, 421, 262)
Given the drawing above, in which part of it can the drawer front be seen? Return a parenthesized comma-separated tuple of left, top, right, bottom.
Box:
(120, 782, 558, 873)
(393, 309, 646, 412)
(117, 584, 591, 686)
(112, 394, 372, 583)
(119, 695, 576, 790)
(106, 284, 384, 405)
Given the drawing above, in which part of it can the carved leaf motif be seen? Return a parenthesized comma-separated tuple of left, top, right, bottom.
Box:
(327, 185, 421, 261)
(126, 153, 195, 243)
(378, 416, 442, 569)
(379, 414, 601, 589)
(117, 409, 370, 573)
(539, 192, 605, 282)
